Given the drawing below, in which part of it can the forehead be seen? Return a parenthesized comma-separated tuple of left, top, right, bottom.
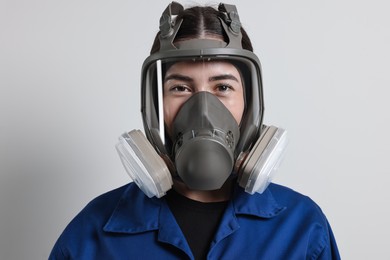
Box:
(165, 60, 241, 76)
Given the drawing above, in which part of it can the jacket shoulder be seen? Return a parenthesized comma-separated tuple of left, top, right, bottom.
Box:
(267, 183, 340, 259)
(49, 183, 137, 259)
(267, 183, 323, 212)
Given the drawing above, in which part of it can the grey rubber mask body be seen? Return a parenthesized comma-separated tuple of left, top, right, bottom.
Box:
(172, 92, 240, 190)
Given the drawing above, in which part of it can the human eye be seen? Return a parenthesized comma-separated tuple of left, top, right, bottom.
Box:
(215, 83, 233, 93)
(170, 85, 191, 93)
(164, 83, 193, 97)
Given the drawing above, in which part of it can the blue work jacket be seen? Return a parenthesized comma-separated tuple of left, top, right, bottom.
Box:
(49, 182, 340, 259)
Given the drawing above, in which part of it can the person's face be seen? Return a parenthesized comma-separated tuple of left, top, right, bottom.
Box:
(163, 60, 245, 134)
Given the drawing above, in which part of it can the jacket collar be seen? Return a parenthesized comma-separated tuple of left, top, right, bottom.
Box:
(103, 183, 286, 234)
(232, 184, 286, 218)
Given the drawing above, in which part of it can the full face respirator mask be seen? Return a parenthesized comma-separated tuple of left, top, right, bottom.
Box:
(116, 2, 288, 198)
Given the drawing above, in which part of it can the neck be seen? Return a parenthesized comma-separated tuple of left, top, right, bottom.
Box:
(172, 179, 233, 203)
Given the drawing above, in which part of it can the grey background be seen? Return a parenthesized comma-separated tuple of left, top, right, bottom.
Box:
(1, 0, 389, 259)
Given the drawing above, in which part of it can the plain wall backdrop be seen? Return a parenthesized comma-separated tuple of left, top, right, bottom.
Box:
(1, 0, 389, 259)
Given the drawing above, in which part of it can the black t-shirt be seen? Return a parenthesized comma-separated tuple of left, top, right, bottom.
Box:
(166, 189, 228, 260)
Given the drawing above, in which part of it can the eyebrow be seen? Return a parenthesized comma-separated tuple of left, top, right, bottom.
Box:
(164, 74, 194, 83)
(164, 73, 239, 83)
(209, 74, 239, 82)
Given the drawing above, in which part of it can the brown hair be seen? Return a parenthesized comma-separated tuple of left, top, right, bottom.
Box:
(150, 6, 253, 54)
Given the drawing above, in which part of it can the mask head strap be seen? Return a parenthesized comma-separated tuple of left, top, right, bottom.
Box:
(158, 2, 243, 51)
(159, 1, 184, 50)
(218, 3, 243, 49)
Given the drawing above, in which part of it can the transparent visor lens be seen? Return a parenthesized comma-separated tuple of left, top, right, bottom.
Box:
(142, 56, 261, 152)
